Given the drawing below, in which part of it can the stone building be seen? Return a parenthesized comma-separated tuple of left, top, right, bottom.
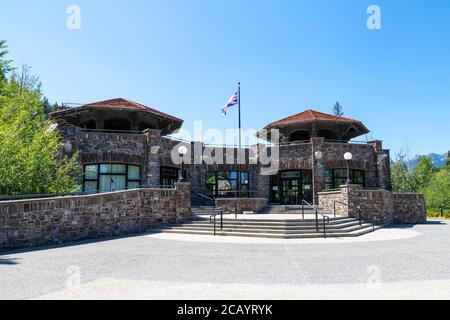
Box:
(50, 98, 392, 207)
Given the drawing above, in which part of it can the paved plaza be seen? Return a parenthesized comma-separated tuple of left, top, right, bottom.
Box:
(1, 220, 449, 300)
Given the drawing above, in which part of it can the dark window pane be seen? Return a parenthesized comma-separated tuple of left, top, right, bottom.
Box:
(100, 164, 111, 174)
(84, 181, 97, 193)
(217, 171, 227, 180)
(85, 165, 98, 180)
(127, 182, 140, 190)
(302, 170, 312, 183)
(112, 164, 126, 174)
(335, 169, 347, 178)
(325, 170, 333, 183)
(241, 172, 249, 185)
(230, 171, 238, 180)
(335, 178, 347, 188)
(128, 165, 140, 180)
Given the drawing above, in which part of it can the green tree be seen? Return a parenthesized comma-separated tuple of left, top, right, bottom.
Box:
(424, 168, 450, 211)
(42, 96, 59, 116)
(391, 151, 413, 192)
(0, 40, 13, 84)
(332, 102, 344, 116)
(410, 156, 434, 192)
(0, 49, 79, 196)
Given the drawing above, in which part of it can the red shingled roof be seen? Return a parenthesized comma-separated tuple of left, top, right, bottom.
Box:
(268, 109, 363, 127)
(82, 98, 183, 123)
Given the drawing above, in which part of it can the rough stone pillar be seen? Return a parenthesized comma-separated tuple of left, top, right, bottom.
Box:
(340, 184, 362, 218)
(189, 141, 205, 195)
(311, 137, 326, 205)
(175, 182, 192, 222)
(368, 140, 392, 191)
(144, 129, 162, 187)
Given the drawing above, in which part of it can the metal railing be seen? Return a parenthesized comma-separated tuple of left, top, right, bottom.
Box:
(302, 200, 330, 237)
(333, 200, 347, 218)
(195, 193, 225, 236)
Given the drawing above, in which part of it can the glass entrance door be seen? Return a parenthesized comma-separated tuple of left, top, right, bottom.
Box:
(280, 176, 302, 205)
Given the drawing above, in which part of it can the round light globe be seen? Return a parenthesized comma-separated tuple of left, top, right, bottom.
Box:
(178, 145, 188, 156)
(314, 151, 323, 160)
(344, 152, 353, 161)
(63, 142, 73, 154)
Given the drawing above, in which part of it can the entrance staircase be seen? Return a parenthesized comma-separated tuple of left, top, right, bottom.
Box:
(159, 205, 379, 239)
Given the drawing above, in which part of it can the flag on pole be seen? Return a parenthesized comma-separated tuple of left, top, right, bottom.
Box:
(222, 92, 238, 115)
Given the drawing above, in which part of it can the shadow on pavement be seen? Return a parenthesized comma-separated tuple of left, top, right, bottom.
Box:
(0, 228, 162, 257)
(0, 257, 20, 265)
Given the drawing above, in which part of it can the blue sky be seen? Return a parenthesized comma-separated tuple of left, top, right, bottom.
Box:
(1, 0, 449, 156)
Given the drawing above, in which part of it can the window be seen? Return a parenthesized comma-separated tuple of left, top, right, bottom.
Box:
(206, 171, 250, 198)
(289, 130, 310, 142)
(325, 169, 365, 189)
(83, 164, 141, 193)
(160, 167, 179, 187)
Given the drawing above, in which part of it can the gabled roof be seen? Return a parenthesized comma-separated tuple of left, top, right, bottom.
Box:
(267, 109, 363, 127)
(52, 98, 183, 123)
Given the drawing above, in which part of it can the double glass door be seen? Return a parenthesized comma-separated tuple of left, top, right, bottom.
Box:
(271, 170, 313, 205)
(280, 178, 301, 205)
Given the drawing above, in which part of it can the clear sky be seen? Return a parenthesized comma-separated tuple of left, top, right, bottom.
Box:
(1, 0, 449, 156)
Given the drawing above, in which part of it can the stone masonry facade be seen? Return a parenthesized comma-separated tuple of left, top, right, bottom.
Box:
(0, 183, 191, 250)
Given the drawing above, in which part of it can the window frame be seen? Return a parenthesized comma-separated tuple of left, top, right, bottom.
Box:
(206, 170, 250, 198)
(325, 169, 365, 190)
(83, 163, 142, 193)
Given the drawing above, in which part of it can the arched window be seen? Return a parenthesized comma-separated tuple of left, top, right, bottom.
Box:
(139, 122, 156, 132)
(317, 129, 337, 140)
(104, 118, 131, 131)
(289, 130, 311, 142)
(81, 120, 96, 130)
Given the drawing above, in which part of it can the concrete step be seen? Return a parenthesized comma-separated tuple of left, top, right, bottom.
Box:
(161, 225, 379, 239)
(169, 221, 370, 232)
(165, 223, 374, 235)
(190, 217, 356, 226)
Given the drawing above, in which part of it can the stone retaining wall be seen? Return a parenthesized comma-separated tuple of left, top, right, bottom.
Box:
(0, 183, 191, 250)
(216, 198, 268, 215)
(318, 185, 426, 225)
(393, 193, 427, 224)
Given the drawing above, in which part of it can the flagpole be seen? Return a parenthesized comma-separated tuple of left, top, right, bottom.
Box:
(238, 82, 242, 199)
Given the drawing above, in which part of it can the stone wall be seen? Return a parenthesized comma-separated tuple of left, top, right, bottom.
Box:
(216, 198, 268, 215)
(0, 183, 191, 250)
(317, 190, 348, 216)
(393, 193, 427, 224)
(318, 185, 426, 225)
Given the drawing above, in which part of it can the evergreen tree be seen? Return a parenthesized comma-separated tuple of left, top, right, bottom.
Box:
(332, 102, 344, 116)
(0, 40, 13, 84)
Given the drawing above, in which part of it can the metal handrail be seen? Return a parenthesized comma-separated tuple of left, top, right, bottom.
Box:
(302, 200, 330, 237)
(195, 193, 225, 236)
(333, 200, 347, 218)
